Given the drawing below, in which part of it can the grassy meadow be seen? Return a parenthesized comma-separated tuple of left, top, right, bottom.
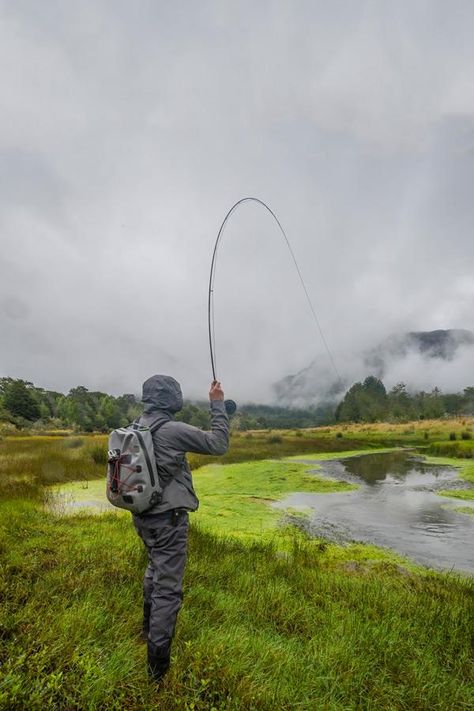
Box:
(0, 420, 473, 709)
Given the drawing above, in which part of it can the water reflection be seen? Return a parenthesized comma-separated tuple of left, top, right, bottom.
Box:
(341, 451, 422, 483)
(276, 452, 474, 574)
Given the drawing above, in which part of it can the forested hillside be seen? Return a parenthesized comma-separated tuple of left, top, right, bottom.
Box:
(1, 375, 473, 432)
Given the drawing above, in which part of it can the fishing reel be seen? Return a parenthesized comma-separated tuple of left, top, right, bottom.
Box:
(224, 399, 237, 416)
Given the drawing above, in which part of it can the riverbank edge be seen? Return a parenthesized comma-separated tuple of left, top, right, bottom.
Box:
(47, 446, 470, 575)
(422, 455, 474, 502)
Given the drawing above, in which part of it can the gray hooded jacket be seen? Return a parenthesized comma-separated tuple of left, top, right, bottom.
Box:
(135, 374, 229, 516)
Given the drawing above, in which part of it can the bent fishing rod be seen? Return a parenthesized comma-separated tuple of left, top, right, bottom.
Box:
(207, 197, 342, 415)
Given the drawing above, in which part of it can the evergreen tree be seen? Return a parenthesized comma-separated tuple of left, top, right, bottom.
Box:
(2, 379, 41, 421)
(337, 376, 387, 422)
(463, 387, 474, 414)
(388, 383, 414, 419)
(60, 387, 97, 431)
(97, 395, 124, 430)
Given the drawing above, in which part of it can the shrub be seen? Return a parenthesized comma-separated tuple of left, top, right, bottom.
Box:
(424, 431, 429, 440)
(0, 422, 17, 437)
(267, 435, 282, 444)
(449, 432, 457, 441)
(336, 432, 343, 439)
(461, 431, 472, 440)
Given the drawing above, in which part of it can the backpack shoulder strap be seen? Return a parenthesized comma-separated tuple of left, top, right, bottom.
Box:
(130, 416, 167, 434)
(149, 418, 167, 434)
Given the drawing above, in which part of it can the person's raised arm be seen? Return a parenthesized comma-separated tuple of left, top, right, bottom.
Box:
(169, 381, 229, 455)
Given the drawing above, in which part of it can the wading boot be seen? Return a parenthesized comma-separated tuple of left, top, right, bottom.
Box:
(141, 602, 151, 641)
(147, 640, 171, 683)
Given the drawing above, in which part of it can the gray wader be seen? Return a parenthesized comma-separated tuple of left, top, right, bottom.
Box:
(133, 508, 189, 679)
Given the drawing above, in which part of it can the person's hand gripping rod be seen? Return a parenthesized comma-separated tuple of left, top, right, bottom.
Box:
(209, 380, 236, 416)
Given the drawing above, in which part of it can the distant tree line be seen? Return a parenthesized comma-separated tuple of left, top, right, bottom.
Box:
(335, 376, 474, 423)
(0, 378, 142, 431)
(1, 375, 473, 432)
(223, 403, 336, 430)
(0, 377, 335, 432)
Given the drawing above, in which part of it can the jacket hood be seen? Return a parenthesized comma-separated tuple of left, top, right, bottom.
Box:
(142, 374, 183, 413)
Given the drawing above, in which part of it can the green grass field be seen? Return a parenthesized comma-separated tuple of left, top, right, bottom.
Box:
(0, 422, 473, 710)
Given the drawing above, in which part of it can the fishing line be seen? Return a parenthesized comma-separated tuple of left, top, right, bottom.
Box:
(208, 197, 343, 390)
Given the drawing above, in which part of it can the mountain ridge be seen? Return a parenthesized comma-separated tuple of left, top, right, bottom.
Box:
(274, 329, 474, 405)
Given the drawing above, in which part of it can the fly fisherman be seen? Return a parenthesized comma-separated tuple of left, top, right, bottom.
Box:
(133, 374, 229, 683)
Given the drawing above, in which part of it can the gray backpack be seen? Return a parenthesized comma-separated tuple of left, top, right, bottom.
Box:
(106, 419, 165, 513)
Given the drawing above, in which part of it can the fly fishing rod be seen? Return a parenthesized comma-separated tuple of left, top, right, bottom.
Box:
(208, 197, 342, 414)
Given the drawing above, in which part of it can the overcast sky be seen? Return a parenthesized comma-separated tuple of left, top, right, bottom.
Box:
(1, 1, 473, 401)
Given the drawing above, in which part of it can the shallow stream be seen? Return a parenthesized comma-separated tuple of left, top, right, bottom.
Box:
(275, 451, 474, 574)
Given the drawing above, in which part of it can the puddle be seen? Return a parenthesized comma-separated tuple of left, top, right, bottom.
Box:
(47, 480, 121, 515)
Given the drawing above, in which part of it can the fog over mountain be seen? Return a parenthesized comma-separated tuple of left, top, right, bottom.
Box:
(274, 329, 474, 407)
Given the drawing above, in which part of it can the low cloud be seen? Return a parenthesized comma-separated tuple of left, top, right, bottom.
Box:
(274, 330, 474, 407)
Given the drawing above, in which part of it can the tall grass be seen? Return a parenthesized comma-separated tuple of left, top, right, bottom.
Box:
(0, 504, 472, 710)
(426, 440, 474, 459)
(0, 436, 106, 501)
(2, 418, 472, 502)
(187, 432, 389, 470)
(0, 431, 385, 504)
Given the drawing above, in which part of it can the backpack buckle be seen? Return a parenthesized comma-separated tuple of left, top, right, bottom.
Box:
(107, 448, 120, 463)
